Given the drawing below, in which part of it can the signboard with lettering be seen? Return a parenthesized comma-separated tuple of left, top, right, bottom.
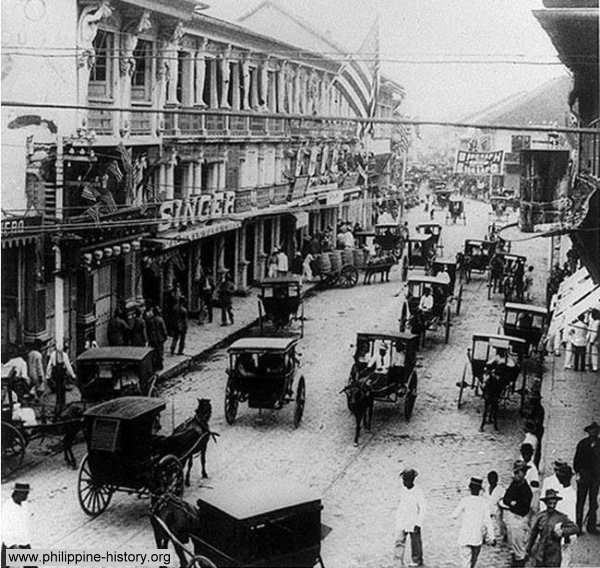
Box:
(158, 192, 235, 232)
(291, 175, 310, 200)
(454, 150, 504, 175)
(1, 215, 42, 238)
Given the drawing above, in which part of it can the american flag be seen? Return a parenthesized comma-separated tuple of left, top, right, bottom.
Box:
(333, 18, 380, 138)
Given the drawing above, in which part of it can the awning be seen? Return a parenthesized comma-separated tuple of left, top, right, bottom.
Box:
(144, 219, 241, 250)
(1, 234, 39, 248)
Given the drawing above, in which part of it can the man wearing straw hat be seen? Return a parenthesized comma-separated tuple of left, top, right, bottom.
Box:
(394, 468, 426, 567)
(451, 477, 495, 568)
(2, 483, 33, 564)
(526, 489, 579, 567)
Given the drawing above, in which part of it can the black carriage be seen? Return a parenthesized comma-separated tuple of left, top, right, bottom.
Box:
(446, 198, 466, 224)
(489, 196, 512, 222)
(502, 303, 549, 355)
(373, 223, 404, 258)
(431, 258, 464, 315)
(415, 222, 443, 255)
(77, 396, 199, 516)
(257, 277, 305, 337)
(403, 234, 436, 276)
(1, 369, 84, 478)
(462, 239, 496, 277)
(224, 337, 305, 427)
(433, 187, 453, 208)
(399, 274, 454, 344)
(189, 481, 326, 567)
(348, 332, 419, 420)
(76, 347, 158, 403)
(487, 252, 527, 300)
(457, 333, 528, 411)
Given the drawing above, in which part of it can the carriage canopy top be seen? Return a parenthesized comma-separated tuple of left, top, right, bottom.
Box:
(356, 331, 419, 343)
(504, 303, 549, 316)
(196, 481, 321, 521)
(409, 234, 434, 243)
(83, 396, 166, 421)
(77, 347, 155, 363)
(407, 274, 452, 287)
(228, 336, 300, 353)
(257, 276, 303, 287)
(472, 333, 527, 346)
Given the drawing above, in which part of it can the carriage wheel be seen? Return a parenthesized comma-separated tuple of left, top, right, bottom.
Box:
(293, 376, 306, 428)
(155, 455, 184, 497)
(145, 374, 159, 397)
(258, 300, 265, 334)
(444, 308, 451, 344)
(339, 265, 359, 288)
(456, 284, 463, 316)
(1, 422, 26, 479)
(404, 371, 417, 421)
(299, 301, 305, 338)
(77, 454, 113, 516)
(185, 556, 218, 568)
(224, 378, 239, 425)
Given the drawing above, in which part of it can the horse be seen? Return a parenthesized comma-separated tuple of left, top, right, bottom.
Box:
(363, 257, 393, 285)
(479, 371, 504, 432)
(150, 492, 216, 568)
(158, 399, 219, 485)
(341, 372, 373, 446)
(456, 252, 472, 283)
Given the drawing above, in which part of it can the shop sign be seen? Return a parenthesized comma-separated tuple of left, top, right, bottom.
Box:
(339, 172, 360, 189)
(454, 150, 504, 175)
(1, 215, 42, 237)
(326, 190, 344, 206)
(294, 211, 309, 228)
(158, 191, 235, 232)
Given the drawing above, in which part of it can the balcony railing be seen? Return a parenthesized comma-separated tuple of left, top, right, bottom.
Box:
(250, 116, 267, 135)
(88, 103, 114, 136)
(205, 113, 227, 136)
(130, 111, 153, 136)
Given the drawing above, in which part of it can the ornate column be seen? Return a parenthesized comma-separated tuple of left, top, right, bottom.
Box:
(231, 61, 240, 110)
(277, 61, 287, 113)
(241, 54, 251, 110)
(308, 69, 319, 116)
(194, 38, 208, 107)
(76, 2, 113, 129)
(119, 11, 152, 136)
(165, 148, 177, 200)
(193, 157, 203, 193)
(257, 219, 267, 279)
(259, 56, 270, 111)
(209, 57, 219, 108)
(219, 44, 232, 108)
(251, 65, 260, 110)
(293, 66, 301, 114)
(285, 64, 294, 114)
(164, 22, 184, 105)
(236, 227, 249, 291)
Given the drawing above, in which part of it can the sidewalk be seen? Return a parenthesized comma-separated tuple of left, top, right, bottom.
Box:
(541, 355, 600, 565)
(157, 282, 317, 381)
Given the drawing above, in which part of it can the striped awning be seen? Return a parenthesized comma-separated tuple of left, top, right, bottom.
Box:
(1, 234, 39, 248)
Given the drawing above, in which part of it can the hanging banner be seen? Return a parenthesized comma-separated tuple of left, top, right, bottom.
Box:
(454, 150, 504, 175)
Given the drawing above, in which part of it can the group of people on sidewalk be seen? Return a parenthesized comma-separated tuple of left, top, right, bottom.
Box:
(393, 419, 599, 568)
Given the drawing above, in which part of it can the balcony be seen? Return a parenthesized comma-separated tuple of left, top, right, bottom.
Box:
(130, 111, 153, 137)
(229, 115, 249, 135)
(250, 116, 267, 136)
(88, 103, 114, 136)
(205, 113, 227, 136)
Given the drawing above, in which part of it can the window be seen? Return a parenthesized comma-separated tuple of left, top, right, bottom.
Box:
(131, 39, 152, 101)
(176, 51, 186, 104)
(89, 30, 113, 98)
(511, 135, 531, 153)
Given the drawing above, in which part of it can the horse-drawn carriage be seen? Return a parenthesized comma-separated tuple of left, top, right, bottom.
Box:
(399, 274, 454, 344)
(1, 369, 85, 478)
(460, 239, 496, 282)
(77, 396, 214, 516)
(257, 277, 305, 337)
(76, 347, 159, 402)
(153, 481, 326, 568)
(502, 303, 549, 356)
(456, 334, 529, 427)
(488, 252, 527, 300)
(415, 222, 443, 255)
(224, 337, 305, 427)
(343, 332, 419, 444)
(489, 196, 513, 222)
(433, 187, 453, 209)
(446, 198, 466, 224)
(431, 258, 464, 315)
(403, 234, 436, 277)
(372, 223, 405, 260)
(312, 249, 360, 288)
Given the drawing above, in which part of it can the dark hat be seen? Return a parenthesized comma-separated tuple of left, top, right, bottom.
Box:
(468, 477, 483, 490)
(584, 421, 600, 433)
(400, 468, 418, 479)
(553, 459, 568, 471)
(13, 482, 30, 492)
(540, 489, 562, 503)
(513, 459, 530, 472)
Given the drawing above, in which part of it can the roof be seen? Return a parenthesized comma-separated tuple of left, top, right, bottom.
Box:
(409, 234, 433, 242)
(434, 257, 457, 266)
(228, 336, 299, 352)
(77, 347, 155, 363)
(84, 396, 166, 420)
(465, 239, 494, 245)
(196, 481, 321, 521)
(472, 333, 527, 345)
(504, 302, 549, 315)
(407, 274, 450, 286)
(498, 253, 527, 261)
(356, 331, 419, 342)
(416, 223, 442, 229)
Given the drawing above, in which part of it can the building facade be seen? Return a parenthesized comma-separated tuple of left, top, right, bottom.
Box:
(1, 0, 405, 355)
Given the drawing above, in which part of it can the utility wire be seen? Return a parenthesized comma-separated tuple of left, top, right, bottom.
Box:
(3, 101, 598, 134)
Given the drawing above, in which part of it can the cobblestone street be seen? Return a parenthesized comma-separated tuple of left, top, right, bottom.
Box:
(9, 199, 598, 567)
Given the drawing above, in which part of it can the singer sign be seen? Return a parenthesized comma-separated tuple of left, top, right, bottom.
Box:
(158, 192, 235, 232)
(454, 150, 504, 175)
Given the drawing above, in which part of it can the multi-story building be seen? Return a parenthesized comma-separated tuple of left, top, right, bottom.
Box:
(534, 0, 599, 283)
(1, 0, 406, 355)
